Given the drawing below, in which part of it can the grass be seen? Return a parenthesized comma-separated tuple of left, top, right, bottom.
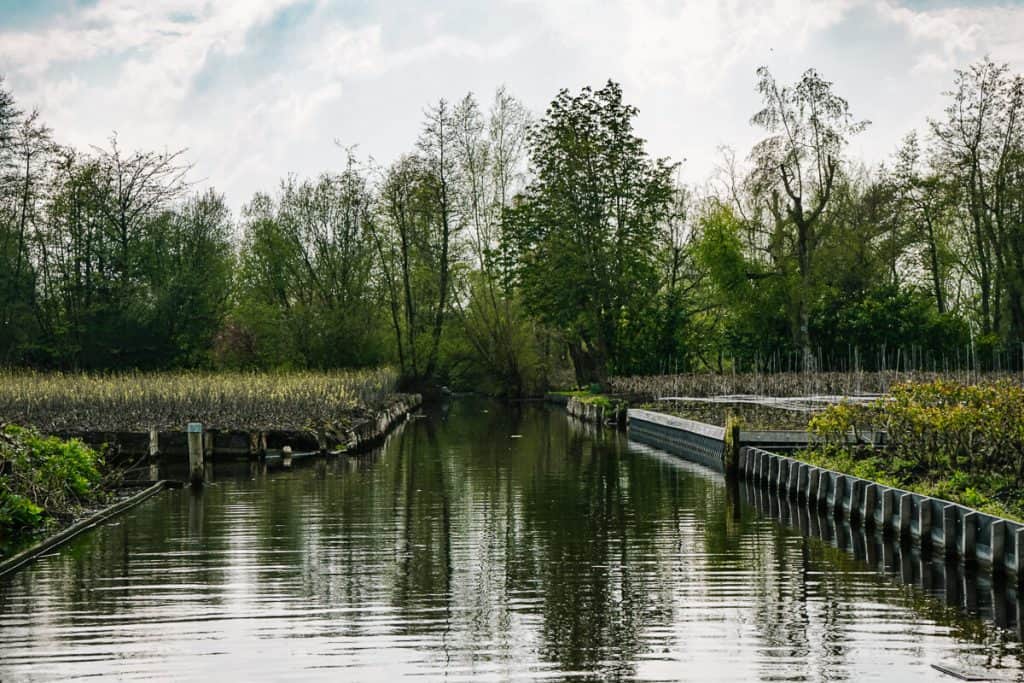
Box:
(0, 368, 400, 433)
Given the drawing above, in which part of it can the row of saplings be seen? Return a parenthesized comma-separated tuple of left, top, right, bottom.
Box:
(802, 380, 1024, 521)
(0, 425, 107, 554)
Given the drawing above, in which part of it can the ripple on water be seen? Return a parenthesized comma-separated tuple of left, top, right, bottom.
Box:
(1, 402, 1023, 681)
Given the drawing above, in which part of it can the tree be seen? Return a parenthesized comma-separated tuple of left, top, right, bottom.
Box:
(892, 132, 955, 314)
(747, 67, 869, 369)
(506, 81, 677, 385)
(233, 156, 383, 368)
(932, 58, 1024, 344)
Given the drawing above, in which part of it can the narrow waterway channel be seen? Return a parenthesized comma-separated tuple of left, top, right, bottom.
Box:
(1, 400, 1023, 680)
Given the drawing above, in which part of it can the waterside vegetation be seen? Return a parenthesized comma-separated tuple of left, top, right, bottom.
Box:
(801, 380, 1024, 521)
(0, 425, 107, 547)
(0, 368, 399, 433)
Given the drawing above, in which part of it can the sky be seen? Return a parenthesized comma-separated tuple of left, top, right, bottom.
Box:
(2, 0, 1024, 212)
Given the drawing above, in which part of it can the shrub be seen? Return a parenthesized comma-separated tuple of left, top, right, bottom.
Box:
(0, 424, 106, 541)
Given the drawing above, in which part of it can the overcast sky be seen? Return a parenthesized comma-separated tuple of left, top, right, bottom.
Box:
(2, 0, 1024, 211)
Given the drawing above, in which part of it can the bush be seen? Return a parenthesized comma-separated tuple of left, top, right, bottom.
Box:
(804, 379, 1024, 520)
(0, 424, 106, 541)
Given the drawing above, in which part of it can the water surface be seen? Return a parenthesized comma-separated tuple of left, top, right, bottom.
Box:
(1, 401, 1023, 680)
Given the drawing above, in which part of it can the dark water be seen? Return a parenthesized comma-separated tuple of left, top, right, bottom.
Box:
(2, 401, 1024, 681)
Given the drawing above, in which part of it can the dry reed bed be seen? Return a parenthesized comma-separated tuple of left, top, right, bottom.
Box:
(610, 371, 1024, 402)
(0, 369, 399, 433)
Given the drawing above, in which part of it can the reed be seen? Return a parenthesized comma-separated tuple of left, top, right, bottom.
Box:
(609, 370, 1022, 402)
(0, 368, 399, 433)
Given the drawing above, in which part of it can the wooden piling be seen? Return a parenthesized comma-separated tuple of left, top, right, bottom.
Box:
(807, 468, 820, 508)
(919, 501, 933, 546)
(863, 484, 878, 528)
(187, 422, 204, 487)
(282, 445, 293, 469)
(832, 475, 845, 518)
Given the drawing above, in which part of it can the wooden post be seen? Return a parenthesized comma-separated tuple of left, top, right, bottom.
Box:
(148, 427, 160, 481)
(832, 475, 846, 518)
(919, 500, 933, 546)
(283, 445, 293, 469)
(724, 416, 740, 477)
(149, 428, 159, 458)
(962, 512, 977, 561)
(849, 480, 865, 521)
(187, 422, 204, 487)
(808, 468, 821, 508)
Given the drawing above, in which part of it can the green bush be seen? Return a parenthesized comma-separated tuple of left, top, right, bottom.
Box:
(0, 424, 106, 541)
(804, 380, 1024, 520)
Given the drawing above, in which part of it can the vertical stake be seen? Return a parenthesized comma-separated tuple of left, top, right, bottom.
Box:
(187, 422, 204, 487)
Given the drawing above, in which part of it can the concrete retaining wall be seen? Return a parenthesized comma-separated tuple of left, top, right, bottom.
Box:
(547, 394, 627, 428)
(627, 409, 727, 473)
(625, 406, 1024, 579)
(739, 445, 1024, 576)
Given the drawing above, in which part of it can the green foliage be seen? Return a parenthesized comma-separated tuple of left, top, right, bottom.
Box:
(804, 379, 1024, 520)
(230, 165, 387, 369)
(0, 424, 105, 540)
(505, 81, 678, 386)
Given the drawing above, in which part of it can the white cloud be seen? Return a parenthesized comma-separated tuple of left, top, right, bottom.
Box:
(2, 0, 1024, 214)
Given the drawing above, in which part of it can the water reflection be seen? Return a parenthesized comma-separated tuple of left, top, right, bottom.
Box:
(0, 401, 1022, 681)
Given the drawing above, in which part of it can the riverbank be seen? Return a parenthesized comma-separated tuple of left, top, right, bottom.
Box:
(571, 374, 1024, 524)
(1, 370, 421, 561)
(1, 424, 112, 557)
(798, 380, 1024, 523)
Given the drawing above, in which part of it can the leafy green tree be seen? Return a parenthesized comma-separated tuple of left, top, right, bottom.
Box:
(747, 67, 869, 369)
(233, 157, 385, 368)
(505, 81, 677, 385)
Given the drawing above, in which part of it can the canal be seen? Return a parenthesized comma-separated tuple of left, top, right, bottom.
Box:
(1, 400, 1023, 680)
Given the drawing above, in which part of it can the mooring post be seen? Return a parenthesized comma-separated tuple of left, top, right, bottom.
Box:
(724, 416, 740, 477)
(149, 427, 159, 458)
(187, 422, 204, 487)
(283, 445, 293, 469)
